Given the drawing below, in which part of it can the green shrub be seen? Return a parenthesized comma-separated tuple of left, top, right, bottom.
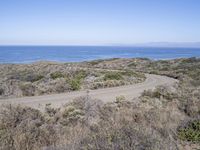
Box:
(62, 106, 84, 118)
(20, 74, 44, 82)
(115, 95, 126, 103)
(128, 62, 137, 67)
(177, 120, 200, 142)
(19, 83, 36, 96)
(75, 70, 87, 80)
(67, 70, 87, 91)
(103, 71, 145, 81)
(69, 79, 81, 91)
(9, 70, 44, 82)
(104, 72, 123, 81)
(61, 106, 84, 125)
(181, 57, 199, 63)
(91, 80, 126, 89)
(50, 72, 65, 79)
(121, 70, 145, 78)
(120, 70, 134, 76)
(88, 59, 104, 65)
(30, 75, 44, 82)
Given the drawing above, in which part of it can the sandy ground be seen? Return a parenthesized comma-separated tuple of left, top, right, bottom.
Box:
(0, 74, 178, 110)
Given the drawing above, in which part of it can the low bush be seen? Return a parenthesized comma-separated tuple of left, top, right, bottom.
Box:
(80, 121, 162, 150)
(75, 70, 87, 80)
(19, 83, 36, 96)
(0, 95, 181, 150)
(142, 86, 177, 100)
(120, 70, 136, 76)
(127, 62, 137, 67)
(67, 70, 87, 91)
(31, 75, 44, 82)
(91, 80, 126, 89)
(61, 106, 84, 125)
(87, 59, 104, 66)
(0, 105, 58, 150)
(115, 95, 126, 103)
(10, 70, 44, 82)
(184, 98, 200, 117)
(104, 72, 123, 81)
(177, 120, 200, 142)
(69, 79, 81, 91)
(50, 72, 65, 79)
(23, 74, 44, 82)
(181, 57, 199, 63)
(45, 104, 59, 117)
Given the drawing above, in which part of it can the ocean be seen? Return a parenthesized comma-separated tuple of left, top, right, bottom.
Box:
(0, 46, 200, 64)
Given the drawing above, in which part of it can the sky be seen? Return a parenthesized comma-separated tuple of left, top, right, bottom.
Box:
(0, 0, 200, 45)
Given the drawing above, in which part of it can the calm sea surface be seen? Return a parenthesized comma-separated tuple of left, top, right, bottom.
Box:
(0, 46, 200, 64)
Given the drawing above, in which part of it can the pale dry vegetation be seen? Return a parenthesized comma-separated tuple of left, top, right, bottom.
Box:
(0, 95, 180, 150)
(1, 82, 199, 150)
(0, 62, 145, 98)
(1, 57, 200, 149)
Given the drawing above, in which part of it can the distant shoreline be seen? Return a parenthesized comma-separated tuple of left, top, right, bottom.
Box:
(0, 57, 199, 65)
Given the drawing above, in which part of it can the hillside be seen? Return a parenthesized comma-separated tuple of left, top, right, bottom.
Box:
(0, 57, 200, 150)
(0, 62, 145, 98)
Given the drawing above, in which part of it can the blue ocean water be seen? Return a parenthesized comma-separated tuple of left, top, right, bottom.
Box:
(0, 46, 200, 64)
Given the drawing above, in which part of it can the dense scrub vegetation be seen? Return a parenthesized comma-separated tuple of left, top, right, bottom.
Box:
(1, 57, 200, 149)
(178, 120, 200, 142)
(1, 82, 199, 149)
(0, 63, 145, 98)
(50, 71, 65, 79)
(85, 57, 200, 85)
(0, 95, 180, 150)
(81, 57, 200, 148)
(103, 72, 123, 81)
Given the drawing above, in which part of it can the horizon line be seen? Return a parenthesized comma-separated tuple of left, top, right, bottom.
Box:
(0, 42, 200, 48)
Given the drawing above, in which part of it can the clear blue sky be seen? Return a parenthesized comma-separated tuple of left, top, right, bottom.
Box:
(0, 0, 200, 45)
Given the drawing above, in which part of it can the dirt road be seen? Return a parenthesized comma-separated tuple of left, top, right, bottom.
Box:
(0, 74, 177, 109)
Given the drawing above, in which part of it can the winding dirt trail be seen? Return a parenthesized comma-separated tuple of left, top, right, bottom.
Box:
(0, 74, 177, 109)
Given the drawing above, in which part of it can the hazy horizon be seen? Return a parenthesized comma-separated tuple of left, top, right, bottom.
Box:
(1, 42, 200, 48)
